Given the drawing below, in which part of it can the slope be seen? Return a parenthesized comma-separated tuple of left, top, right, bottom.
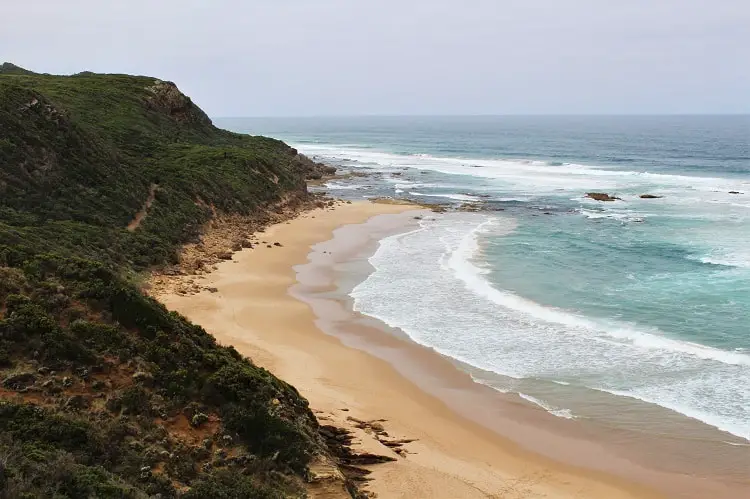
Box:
(0, 65, 356, 498)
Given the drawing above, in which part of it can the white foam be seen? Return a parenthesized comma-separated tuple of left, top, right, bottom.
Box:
(409, 192, 481, 202)
(293, 143, 742, 198)
(519, 393, 576, 419)
(324, 181, 361, 190)
(723, 441, 750, 447)
(578, 208, 645, 222)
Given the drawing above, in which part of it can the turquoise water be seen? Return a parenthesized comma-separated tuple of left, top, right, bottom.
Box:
(218, 116, 750, 441)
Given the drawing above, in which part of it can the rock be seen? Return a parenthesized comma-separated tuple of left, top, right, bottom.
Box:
(240, 239, 254, 248)
(639, 194, 662, 199)
(231, 242, 242, 251)
(145, 80, 212, 125)
(207, 287, 218, 293)
(273, 242, 283, 247)
(586, 192, 621, 202)
(458, 203, 482, 212)
(729, 191, 742, 194)
(3, 372, 36, 390)
(217, 251, 232, 260)
(266, 245, 272, 248)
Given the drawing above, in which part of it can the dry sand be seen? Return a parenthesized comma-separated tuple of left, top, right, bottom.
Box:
(155, 201, 663, 499)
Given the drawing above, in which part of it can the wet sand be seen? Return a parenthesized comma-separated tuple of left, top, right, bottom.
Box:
(155, 201, 743, 498)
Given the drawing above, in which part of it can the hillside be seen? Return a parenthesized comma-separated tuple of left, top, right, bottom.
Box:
(0, 65, 361, 498)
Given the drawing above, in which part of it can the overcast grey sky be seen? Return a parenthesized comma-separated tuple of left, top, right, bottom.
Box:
(2, 1, 748, 116)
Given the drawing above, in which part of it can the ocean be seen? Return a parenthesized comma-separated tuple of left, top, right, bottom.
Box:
(217, 115, 750, 446)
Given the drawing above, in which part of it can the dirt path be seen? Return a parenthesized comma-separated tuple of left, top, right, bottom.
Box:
(127, 183, 159, 231)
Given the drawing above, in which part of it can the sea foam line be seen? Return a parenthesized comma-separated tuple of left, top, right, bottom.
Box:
(295, 143, 739, 191)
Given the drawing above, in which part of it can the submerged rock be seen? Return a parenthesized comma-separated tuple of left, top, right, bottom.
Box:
(639, 194, 662, 199)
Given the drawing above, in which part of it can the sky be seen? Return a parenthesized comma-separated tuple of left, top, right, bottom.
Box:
(1, 0, 748, 116)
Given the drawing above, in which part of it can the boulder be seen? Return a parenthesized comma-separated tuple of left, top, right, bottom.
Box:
(639, 194, 662, 199)
(729, 191, 742, 195)
(586, 192, 621, 202)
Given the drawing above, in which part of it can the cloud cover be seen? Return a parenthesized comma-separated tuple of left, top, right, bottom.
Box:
(2, 0, 748, 116)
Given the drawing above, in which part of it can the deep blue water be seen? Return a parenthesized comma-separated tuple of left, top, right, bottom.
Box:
(217, 115, 750, 440)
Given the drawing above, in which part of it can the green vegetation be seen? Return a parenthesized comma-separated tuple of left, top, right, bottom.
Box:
(0, 65, 345, 497)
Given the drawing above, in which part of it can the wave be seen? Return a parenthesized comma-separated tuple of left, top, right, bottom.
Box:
(578, 208, 646, 223)
(324, 181, 362, 190)
(518, 393, 576, 420)
(409, 192, 481, 202)
(695, 256, 746, 268)
(293, 143, 742, 195)
(446, 220, 750, 367)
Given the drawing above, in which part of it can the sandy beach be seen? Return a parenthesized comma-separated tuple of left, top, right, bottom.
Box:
(154, 201, 673, 498)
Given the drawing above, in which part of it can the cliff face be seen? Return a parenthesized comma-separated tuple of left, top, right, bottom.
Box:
(0, 65, 349, 498)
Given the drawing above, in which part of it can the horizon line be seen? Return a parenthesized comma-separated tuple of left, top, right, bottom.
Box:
(213, 113, 750, 119)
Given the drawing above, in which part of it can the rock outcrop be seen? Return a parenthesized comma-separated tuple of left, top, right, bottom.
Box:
(586, 192, 621, 202)
(145, 79, 212, 125)
(292, 153, 337, 180)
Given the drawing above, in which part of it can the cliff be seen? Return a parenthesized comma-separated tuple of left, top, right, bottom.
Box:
(0, 65, 354, 498)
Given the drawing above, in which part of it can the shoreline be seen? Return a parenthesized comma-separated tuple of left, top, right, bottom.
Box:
(153, 200, 738, 498)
